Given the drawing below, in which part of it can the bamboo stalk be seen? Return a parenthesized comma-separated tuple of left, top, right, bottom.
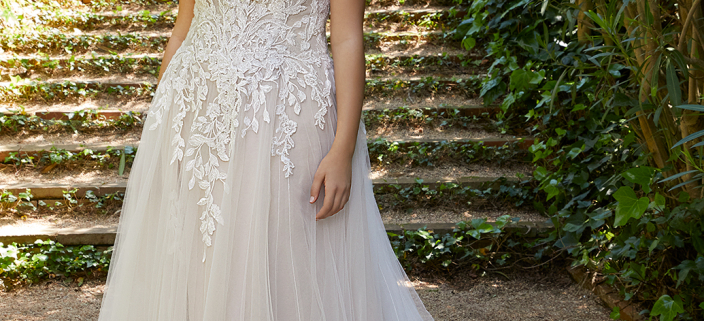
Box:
(596, 0, 614, 46)
(678, 0, 704, 53)
(624, 3, 644, 67)
(633, 0, 670, 170)
(577, 0, 593, 43)
(678, 0, 704, 195)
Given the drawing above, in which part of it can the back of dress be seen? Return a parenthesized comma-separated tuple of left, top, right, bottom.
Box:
(97, 0, 435, 320)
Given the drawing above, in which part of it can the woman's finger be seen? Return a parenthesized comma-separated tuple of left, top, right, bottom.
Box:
(316, 184, 336, 220)
(310, 171, 324, 204)
(330, 189, 344, 216)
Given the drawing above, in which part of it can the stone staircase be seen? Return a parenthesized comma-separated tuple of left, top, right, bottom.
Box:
(0, 0, 613, 319)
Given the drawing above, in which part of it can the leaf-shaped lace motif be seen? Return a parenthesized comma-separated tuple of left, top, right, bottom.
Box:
(147, 0, 333, 263)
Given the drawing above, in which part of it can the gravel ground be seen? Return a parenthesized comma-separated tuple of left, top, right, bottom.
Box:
(414, 269, 612, 321)
(0, 268, 610, 321)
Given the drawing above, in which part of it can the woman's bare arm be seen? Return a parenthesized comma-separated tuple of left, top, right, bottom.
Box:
(328, 0, 366, 158)
(157, 0, 195, 83)
(309, 0, 366, 220)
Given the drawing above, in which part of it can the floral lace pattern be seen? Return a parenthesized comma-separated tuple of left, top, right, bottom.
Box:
(147, 0, 333, 263)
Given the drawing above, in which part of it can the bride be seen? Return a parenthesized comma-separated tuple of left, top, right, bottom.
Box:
(96, 0, 434, 319)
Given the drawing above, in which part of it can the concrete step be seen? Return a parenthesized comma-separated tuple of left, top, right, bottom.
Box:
(0, 174, 523, 201)
(0, 221, 552, 246)
(1, 51, 486, 81)
(0, 75, 485, 104)
(0, 30, 459, 57)
(0, 134, 534, 160)
(0, 90, 493, 115)
(12, 8, 465, 32)
(32, 0, 462, 12)
(0, 103, 496, 119)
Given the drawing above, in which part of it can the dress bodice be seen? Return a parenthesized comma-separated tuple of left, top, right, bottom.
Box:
(189, 0, 331, 60)
(178, 0, 334, 136)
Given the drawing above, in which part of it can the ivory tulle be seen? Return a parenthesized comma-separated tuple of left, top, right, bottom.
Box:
(96, 0, 434, 319)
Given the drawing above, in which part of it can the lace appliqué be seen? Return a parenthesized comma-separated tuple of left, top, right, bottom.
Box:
(147, 0, 333, 263)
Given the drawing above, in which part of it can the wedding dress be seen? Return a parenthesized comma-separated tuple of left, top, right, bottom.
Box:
(96, 0, 434, 320)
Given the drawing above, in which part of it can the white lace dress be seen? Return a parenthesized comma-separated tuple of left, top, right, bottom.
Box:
(96, 0, 434, 319)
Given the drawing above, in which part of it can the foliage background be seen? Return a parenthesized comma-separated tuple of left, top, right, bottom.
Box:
(452, 0, 704, 319)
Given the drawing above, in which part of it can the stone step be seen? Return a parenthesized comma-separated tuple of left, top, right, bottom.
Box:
(35, 0, 462, 12)
(0, 75, 484, 104)
(0, 92, 492, 115)
(0, 221, 552, 246)
(13, 8, 465, 32)
(0, 134, 534, 160)
(0, 29, 459, 56)
(0, 51, 485, 81)
(0, 103, 496, 120)
(0, 174, 522, 200)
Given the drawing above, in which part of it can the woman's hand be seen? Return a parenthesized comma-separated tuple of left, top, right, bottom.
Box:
(310, 149, 353, 221)
(312, 0, 364, 221)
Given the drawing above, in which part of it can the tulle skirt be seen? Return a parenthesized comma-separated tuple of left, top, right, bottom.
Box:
(96, 48, 434, 321)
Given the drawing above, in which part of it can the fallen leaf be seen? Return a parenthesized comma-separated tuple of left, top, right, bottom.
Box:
(42, 163, 58, 173)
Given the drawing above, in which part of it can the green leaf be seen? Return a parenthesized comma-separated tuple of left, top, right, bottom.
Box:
(533, 166, 549, 181)
(674, 256, 704, 287)
(609, 306, 620, 320)
(500, 92, 516, 112)
(670, 50, 690, 78)
(675, 104, 704, 112)
(666, 60, 682, 108)
(669, 177, 703, 192)
(545, 181, 560, 201)
(462, 37, 476, 51)
(651, 295, 684, 321)
(649, 239, 659, 254)
(653, 193, 666, 212)
(679, 191, 690, 203)
(566, 147, 583, 159)
(509, 68, 543, 92)
(673, 129, 704, 149)
(649, 54, 662, 100)
(608, 64, 626, 77)
(621, 167, 656, 193)
(613, 186, 649, 227)
(118, 152, 126, 176)
(658, 170, 699, 183)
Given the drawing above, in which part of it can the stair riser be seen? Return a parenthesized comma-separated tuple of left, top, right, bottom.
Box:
(0, 175, 518, 200)
(1, 54, 485, 80)
(0, 32, 459, 56)
(40, 0, 462, 12)
(0, 77, 482, 103)
(0, 105, 496, 121)
(0, 223, 550, 246)
(0, 137, 532, 162)
(16, 10, 465, 32)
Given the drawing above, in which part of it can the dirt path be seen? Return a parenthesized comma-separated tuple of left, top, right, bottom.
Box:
(0, 269, 610, 320)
